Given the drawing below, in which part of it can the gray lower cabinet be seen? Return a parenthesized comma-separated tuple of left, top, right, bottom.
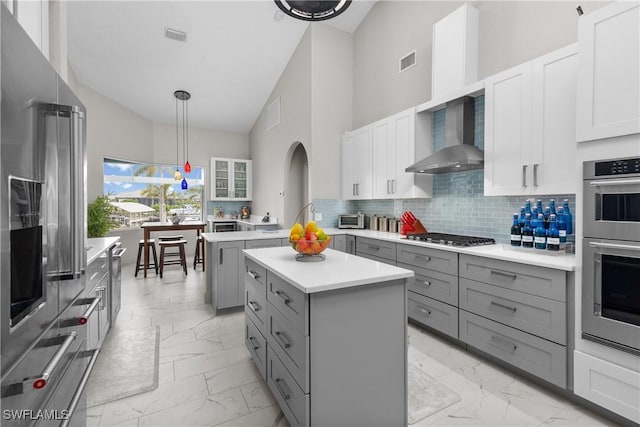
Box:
(86, 248, 112, 350)
(244, 256, 407, 427)
(245, 238, 282, 249)
(330, 234, 347, 252)
(356, 236, 397, 261)
(211, 241, 245, 309)
(346, 235, 356, 254)
(459, 310, 567, 388)
(408, 291, 458, 339)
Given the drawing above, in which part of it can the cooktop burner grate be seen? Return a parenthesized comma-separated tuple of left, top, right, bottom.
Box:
(406, 232, 496, 247)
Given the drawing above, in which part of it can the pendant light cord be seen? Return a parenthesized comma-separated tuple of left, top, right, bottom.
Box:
(175, 96, 179, 168)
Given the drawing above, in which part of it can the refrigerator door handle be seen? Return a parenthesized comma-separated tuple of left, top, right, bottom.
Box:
(70, 108, 84, 278)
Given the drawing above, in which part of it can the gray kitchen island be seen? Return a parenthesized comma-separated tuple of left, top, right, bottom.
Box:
(242, 246, 414, 427)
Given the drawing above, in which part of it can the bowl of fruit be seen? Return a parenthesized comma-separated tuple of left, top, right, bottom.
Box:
(289, 221, 331, 262)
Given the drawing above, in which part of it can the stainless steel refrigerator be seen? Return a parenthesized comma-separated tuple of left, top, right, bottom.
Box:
(1, 5, 97, 426)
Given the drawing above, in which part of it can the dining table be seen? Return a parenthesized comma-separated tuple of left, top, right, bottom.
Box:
(140, 221, 207, 278)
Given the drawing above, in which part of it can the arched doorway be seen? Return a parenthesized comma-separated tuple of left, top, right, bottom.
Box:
(284, 142, 309, 227)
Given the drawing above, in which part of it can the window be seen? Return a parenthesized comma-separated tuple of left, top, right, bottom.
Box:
(103, 158, 205, 228)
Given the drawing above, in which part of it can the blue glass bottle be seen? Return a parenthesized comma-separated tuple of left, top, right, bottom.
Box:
(557, 207, 567, 243)
(535, 199, 543, 217)
(547, 214, 560, 251)
(510, 214, 521, 247)
(563, 199, 573, 235)
(549, 199, 557, 216)
(534, 213, 547, 250)
(525, 200, 532, 218)
(522, 213, 534, 248)
(543, 206, 551, 229)
(518, 206, 526, 233)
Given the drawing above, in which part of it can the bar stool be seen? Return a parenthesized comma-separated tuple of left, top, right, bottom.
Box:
(135, 239, 158, 277)
(193, 235, 205, 271)
(158, 239, 188, 278)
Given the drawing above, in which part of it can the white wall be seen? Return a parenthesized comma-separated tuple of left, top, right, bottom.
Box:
(352, 1, 610, 128)
(249, 28, 312, 221)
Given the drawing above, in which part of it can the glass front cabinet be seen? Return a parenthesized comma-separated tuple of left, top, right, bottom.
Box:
(210, 158, 252, 201)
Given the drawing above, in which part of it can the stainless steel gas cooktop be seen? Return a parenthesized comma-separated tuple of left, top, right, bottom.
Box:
(406, 232, 496, 247)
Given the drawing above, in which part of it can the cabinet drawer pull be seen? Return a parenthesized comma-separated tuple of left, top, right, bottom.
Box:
(247, 301, 260, 312)
(248, 336, 260, 350)
(368, 245, 380, 251)
(247, 270, 259, 280)
(490, 270, 517, 280)
(274, 378, 291, 400)
(89, 272, 99, 282)
(31, 332, 78, 390)
(414, 278, 431, 287)
(490, 335, 517, 353)
(219, 248, 223, 265)
(417, 307, 431, 316)
(522, 165, 527, 187)
(274, 331, 291, 348)
(96, 287, 106, 311)
(415, 254, 430, 262)
(533, 163, 539, 187)
(490, 301, 517, 312)
(61, 297, 100, 327)
(274, 289, 291, 304)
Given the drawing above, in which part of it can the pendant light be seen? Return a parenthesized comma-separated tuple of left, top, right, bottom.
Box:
(174, 90, 191, 188)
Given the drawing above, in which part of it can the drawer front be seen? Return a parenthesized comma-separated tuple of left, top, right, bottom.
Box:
(459, 255, 567, 302)
(245, 315, 267, 380)
(245, 258, 267, 288)
(267, 302, 309, 393)
(267, 272, 309, 335)
(87, 254, 109, 288)
(459, 278, 566, 345)
(408, 292, 458, 339)
(246, 238, 282, 249)
(459, 310, 567, 388)
(268, 349, 309, 427)
(400, 262, 458, 306)
(245, 277, 266, 336)
(355, 237, 396, 261)
(397, 244, 458, 276)
(356, 251, 397, 266)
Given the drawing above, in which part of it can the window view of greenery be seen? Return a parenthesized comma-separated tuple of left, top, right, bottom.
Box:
(103, 158, 205, 228)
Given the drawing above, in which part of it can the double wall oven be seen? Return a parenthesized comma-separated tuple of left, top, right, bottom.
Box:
(582, 157, 640, 356)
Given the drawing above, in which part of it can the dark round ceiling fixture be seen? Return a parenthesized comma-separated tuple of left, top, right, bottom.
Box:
(274, 0, 352, 22)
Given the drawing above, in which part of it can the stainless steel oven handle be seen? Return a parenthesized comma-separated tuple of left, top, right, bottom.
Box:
(588, 242, 640, 252)
(60, 348, 100, 427)
(589, 178, 640, 187)
(31, 331, 78, 390)
(593, 253, 602, 316)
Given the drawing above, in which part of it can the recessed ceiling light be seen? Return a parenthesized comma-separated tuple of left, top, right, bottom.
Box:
(165, 27, 187, 42)
(274, 0, 352, 22)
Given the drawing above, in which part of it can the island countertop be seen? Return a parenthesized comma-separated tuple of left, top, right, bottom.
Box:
(86, 236, 120, 264)
(243, 246, 414, 294)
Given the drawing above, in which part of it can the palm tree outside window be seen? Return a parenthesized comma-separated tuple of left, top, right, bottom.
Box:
(103, 158, 205, 228)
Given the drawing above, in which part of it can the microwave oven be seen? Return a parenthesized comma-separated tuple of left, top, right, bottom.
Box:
(338, 213, 365, 229)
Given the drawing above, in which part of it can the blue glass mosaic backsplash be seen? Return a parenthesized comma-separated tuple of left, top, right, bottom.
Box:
(312, 96, 577, 244)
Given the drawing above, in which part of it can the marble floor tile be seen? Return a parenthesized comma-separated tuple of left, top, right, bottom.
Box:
(159, 338, 225, 364)
(540, 405, 618, 426)
(158, 362, 175, 385)
(99, 374, 207, 426)
(192, 312, 245, 340)
(240, 381, 277, 413)
(219, 330, 245, 349)
(213, 404, 282, 427)
(408, 325, 478, 372)
(138, 388, 249, 427)
(88, 414, 102, 426)
(173, 345, 252, 380)
(205, 360, 262, 394)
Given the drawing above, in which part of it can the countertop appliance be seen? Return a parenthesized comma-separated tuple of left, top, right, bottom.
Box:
(338, 213, 365, 229)
(211, 221, 236, 232)
(1, 5, 97, 426)
(582, 157, 640, 356)
(406, 232, 496, 247)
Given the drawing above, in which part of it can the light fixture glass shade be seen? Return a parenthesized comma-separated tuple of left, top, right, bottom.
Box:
(181, 178, 188, 190)
(174, 169, 182, 181)
(184, 161, 191, 173)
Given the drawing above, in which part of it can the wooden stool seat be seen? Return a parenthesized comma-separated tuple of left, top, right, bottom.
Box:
(158, 235, 184, 241)
(135, 239, 158, 277)
(193, 235, 205, 271)
(159, 239, 188, 277)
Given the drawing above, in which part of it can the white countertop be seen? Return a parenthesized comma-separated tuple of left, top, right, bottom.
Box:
(243, 246, 414, 294)
(86, 236, 120, 264)
(203, 228, 576, 271)
(207, 215, 279, 226)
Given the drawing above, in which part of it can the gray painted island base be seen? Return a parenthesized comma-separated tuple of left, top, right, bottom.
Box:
(242, 254, 408, 427)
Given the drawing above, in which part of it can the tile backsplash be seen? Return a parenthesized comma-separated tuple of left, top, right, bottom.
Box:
(312, 96, 577, 244)
(206, 201, 251, 217)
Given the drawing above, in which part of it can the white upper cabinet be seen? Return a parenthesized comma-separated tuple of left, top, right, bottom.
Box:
(576, 2, 640, 142)
(210, 158, 252, 201)
(342, 126, 372, 200)
(344, 108, 432, 200)
(484, 44, 578, 196)
(13, 0, 49, 59)
(431, 3, 479, 100)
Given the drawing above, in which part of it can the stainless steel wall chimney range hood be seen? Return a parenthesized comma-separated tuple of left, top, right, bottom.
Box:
(405, 96, 483, 174)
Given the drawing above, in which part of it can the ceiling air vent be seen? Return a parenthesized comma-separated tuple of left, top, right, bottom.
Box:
(165, 28, 187, 42)
(399, 50, 416, 73)
(266, 97, 281, 132)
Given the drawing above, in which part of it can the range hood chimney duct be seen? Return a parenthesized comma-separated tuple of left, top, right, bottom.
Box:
(405, 96, 483, 174)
